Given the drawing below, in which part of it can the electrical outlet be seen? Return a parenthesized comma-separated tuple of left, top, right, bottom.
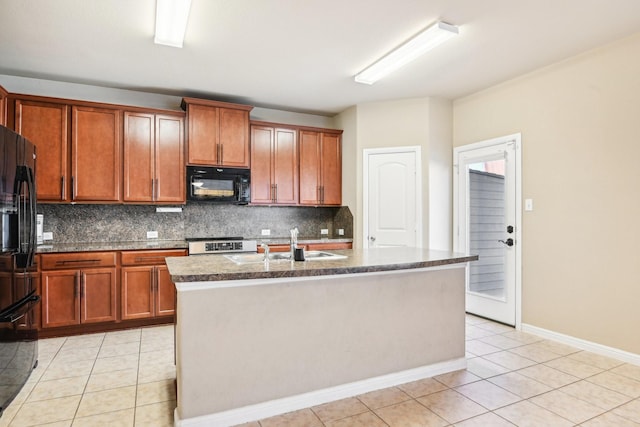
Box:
(338, 229, 344, 236)
(147, 231, 158, 239)
(321, 229, 329, 235)
(261, 229, 271, 236)
(42, 232, 53, 241)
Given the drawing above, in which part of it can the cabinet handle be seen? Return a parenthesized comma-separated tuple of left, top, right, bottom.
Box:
(151, 178, 155, 201)
(61, 176, 65, 200)
(274, 184, 278, 202)
(155, 179, 159, 200)
(56, 259, 102, 265)
(71, 176, 75, 200)
(74, 272, 80, 297)
(321, 186, 325, 204)
(220, 144, 224, 164)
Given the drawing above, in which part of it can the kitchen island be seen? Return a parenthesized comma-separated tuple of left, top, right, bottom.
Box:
(166, 247, 477, 427)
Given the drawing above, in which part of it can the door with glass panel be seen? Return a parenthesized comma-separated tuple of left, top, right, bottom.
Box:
(454, 135, 521, 326)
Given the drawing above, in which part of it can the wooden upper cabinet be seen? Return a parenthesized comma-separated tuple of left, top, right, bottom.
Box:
(14, 99, 70, 201)
(250, 124, 298, 205)
(0, 86, 7, 126)
(156, 115, 185, 202)
(124, 112, 154, 202)
(218, 108, 250, 167)
(299, 130, 342, 206)
(182, 97, 252, 167)
(319, 133, 342, 205)
(72, 106, 122, 202)
(250, 125, 273, 204)
(123, 112, 184, 203)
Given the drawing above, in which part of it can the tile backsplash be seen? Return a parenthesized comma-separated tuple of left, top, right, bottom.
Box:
(38, 204, 353, 243)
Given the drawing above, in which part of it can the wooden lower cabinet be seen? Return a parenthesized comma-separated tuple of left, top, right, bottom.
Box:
(41, 267, 117, 328)
(120, 249, 186, 320)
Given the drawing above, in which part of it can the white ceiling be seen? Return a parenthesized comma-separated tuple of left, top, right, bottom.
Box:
(2, 0, 640, 116)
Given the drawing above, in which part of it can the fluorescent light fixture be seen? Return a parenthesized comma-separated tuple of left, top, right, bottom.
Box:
(154, 0, 192, 48)
(354, 21, 459, 85)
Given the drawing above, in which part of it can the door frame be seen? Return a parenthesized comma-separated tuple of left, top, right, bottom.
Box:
(363, 146, 423, 248)
(453, 134, 523, 329)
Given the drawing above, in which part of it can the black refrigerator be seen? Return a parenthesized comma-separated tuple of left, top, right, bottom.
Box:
(0, 124, 39, 415)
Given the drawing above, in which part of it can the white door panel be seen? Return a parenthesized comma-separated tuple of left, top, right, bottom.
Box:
(454, 135, 521, 326)
(364, 148, 420, 248)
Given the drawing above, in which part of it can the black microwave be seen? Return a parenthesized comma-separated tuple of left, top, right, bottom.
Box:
(186, 166, 251, 204)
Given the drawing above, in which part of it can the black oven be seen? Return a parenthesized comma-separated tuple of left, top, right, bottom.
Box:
(186, 166, 250, 204)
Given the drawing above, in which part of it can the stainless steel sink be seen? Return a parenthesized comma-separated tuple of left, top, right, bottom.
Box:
(224, 251, 347, 265)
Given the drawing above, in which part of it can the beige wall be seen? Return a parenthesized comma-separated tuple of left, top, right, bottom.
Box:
(336, 97, 453, 249)
(453, 32, 640, 354)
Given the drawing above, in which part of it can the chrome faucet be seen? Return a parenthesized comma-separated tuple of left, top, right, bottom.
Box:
(290, 227, 299, 258)
(261, 243, 270, 262)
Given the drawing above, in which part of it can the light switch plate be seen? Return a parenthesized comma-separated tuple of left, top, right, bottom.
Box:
(261, 229, 271, 236)
(42, 232, 53, 241)
(321, 229, 329, 235)
(338, 229, 344, 236)
(147, 231, 158, 239)
(525, 199, 534, 211)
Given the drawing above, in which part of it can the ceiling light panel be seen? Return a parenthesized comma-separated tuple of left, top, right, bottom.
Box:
(154, 0, 192, 48)
(355, 21, 459, 85)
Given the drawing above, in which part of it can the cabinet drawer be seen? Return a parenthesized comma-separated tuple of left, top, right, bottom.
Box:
(41, 252, 117, 270)
(121, 249, 187, 266)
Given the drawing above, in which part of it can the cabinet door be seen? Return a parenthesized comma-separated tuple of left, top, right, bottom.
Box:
(15, 100, 69, 201)
(156, 265, 176, 317)
(72, 106, 122, 202)
(121, 266, 154, 320)
(219, 108, 249, 167)
(123, 112, 154, 202)
(41, 270, 80, 328)
(0, 86, 7, 127)
(250, 126, 274, 204)
(187, 104, 218, 165)
(155, 115, 185, 202)
(273, 128, 298, 204)
(299, 130, 321, 205)
(320, 133, 342, 205)
(81, 267, 117, 324)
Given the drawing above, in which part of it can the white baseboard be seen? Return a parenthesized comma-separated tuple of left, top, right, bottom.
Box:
(521, 323, 640, 366)
(174, 357, 466, 427)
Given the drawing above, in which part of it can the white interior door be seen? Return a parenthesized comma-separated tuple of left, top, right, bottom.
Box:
(364, 147, 421, 248)
(454, 135, 521, 326)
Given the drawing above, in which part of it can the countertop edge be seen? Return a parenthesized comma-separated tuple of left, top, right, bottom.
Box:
(168, 254, 478, 284)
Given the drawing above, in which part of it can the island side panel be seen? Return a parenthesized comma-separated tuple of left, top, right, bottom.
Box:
(175, 266, 465, 419)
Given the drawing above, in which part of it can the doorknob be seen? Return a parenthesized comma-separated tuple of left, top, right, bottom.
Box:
(369, 236, 376, 242)
(507, 225, 514, 234)
(499, 238, 514, 247)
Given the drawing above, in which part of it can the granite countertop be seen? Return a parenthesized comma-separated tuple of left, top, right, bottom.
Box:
(36, 240, 188, 253)
(165, 247, 478, 284)
(35, 238, 352, 254)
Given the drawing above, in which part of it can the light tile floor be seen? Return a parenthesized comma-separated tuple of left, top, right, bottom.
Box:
(1, 325, 176, 427)
(2, 315, 640, 426)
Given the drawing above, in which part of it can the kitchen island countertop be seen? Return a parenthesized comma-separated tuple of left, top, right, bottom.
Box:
(166, 247, 477, 284)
